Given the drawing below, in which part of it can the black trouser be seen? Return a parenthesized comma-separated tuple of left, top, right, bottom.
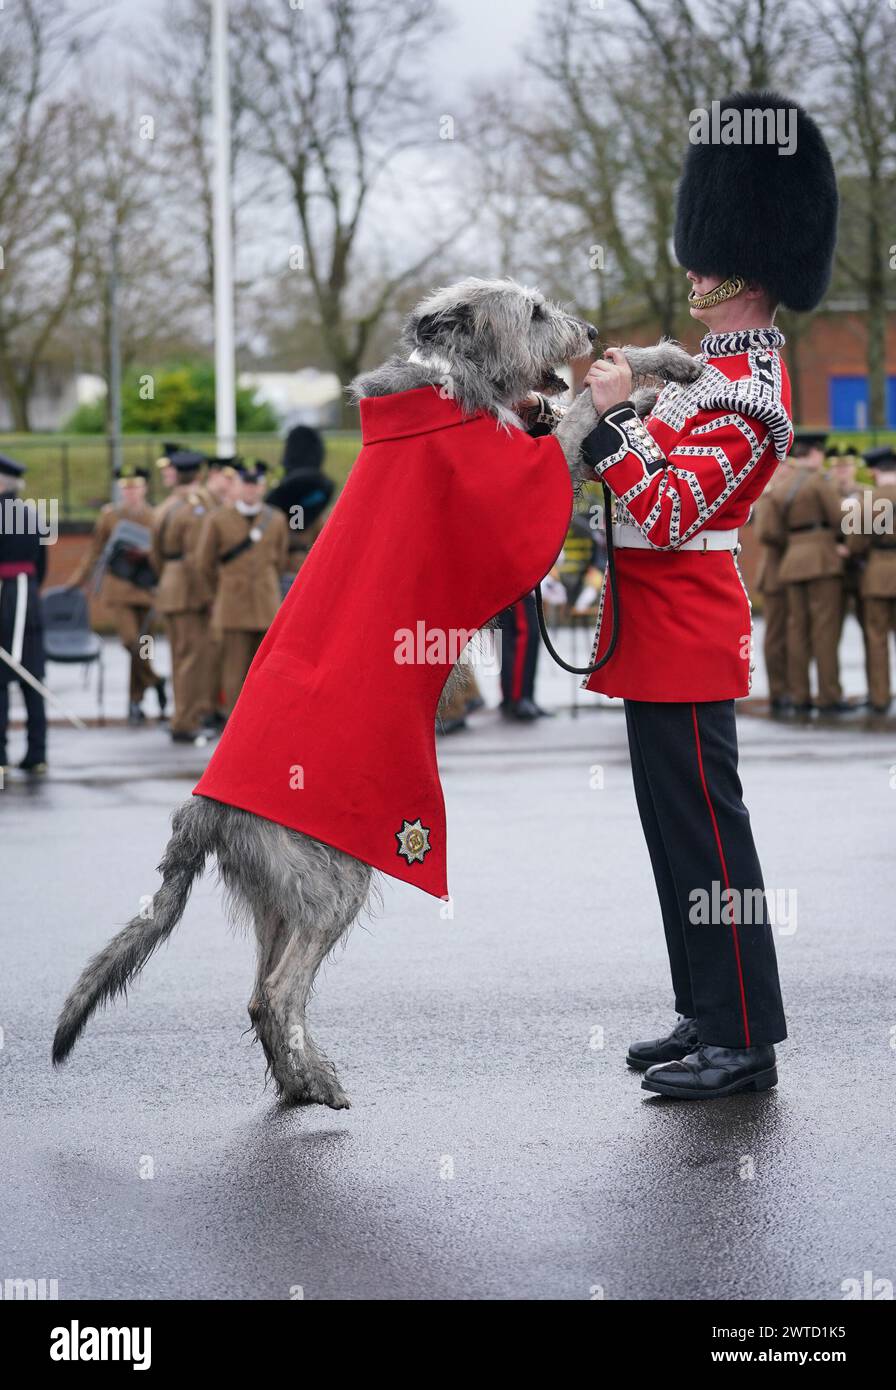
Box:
(0, 676, 47, 765)
(499, 595, 539, 704)
(624, 699, 787, 1048)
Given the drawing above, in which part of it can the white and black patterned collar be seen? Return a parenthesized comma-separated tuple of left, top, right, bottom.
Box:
(700, 328, 786, 358)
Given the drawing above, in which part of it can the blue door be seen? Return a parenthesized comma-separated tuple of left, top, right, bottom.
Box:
(830, 375, 896, 428)
(830, 376, 868, 429)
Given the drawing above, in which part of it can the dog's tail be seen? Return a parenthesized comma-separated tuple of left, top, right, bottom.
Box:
(52, 798, 215, 1066)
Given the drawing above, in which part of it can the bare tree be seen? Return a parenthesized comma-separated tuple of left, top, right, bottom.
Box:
(58, 94, 208, 424)
(519, 0, 811, 342)
(234, 0, 458, 406)
(0, 0, 93, 429)
(143, 0, 266, 321)
(817, 0, 896, 430)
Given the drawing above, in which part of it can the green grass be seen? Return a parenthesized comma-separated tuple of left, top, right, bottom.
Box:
(0, 432, 362, 522)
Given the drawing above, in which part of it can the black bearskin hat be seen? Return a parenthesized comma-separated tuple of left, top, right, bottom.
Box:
(266, 469, 334, 527)
(281, 424, 325, 475)
(674, 90, 838, 312)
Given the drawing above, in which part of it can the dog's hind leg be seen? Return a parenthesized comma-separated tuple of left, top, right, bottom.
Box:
(247, 909, 290, 1082)
(261, 852, 373, 1109)
(216, 810, 373, 1108)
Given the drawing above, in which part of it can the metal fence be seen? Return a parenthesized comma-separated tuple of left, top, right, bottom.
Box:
(3, 427, 892, 523)
(2, 432, 361, 522)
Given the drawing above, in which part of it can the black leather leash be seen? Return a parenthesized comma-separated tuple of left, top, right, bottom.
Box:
(534, 480, 619, 676)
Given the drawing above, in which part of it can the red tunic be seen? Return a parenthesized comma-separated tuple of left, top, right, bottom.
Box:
(194, 386, 573, 899)
(584, 328, 793, 702)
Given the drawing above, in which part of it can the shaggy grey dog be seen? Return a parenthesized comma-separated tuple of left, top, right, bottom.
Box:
(52, 277, 700, 1111)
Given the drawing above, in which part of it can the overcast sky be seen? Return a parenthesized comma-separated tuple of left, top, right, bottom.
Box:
(435, 0, 543, 80)
(109, 0, 543, 88)
(90, 0, 553, 331)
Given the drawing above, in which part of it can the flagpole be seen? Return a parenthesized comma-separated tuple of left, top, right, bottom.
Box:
(211, 0, 236, 457)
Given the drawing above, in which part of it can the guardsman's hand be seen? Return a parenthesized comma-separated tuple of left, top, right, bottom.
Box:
(585, 348, 633, 415)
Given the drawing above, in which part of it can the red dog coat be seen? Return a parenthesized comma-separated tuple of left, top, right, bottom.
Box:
(194, 386, 572, 898)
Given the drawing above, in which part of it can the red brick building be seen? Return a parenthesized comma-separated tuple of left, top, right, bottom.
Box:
(604, 306, 896, 434)
(783, 308, 896, 429)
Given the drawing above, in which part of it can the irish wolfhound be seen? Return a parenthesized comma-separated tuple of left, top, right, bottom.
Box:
(52, 277, 700, 1110)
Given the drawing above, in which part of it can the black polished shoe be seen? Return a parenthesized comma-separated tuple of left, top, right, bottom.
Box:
(627, 1015, 699, 1071)
(816, 701, 853, 716)
(128, 701, 146, 725)
(18, 755, 48, 775)
(502, 697, 540, 722)
(437, 715, 467, 736)
(642, 1044, 777, 1100)
(769, 697, 794, 718)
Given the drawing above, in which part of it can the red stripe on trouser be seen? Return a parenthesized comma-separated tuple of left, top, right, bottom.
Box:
(690, 703, 751, 1048)
(511, 600, 527, 700)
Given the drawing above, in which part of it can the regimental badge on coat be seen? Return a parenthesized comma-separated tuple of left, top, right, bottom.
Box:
(395, 818, 432, 864)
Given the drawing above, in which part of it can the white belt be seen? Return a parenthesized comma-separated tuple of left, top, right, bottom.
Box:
(612, 524, 739, 553)
(0, 572, 29, 664)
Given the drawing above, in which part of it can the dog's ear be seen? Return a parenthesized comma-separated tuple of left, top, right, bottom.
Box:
(412, 302, 474, 347)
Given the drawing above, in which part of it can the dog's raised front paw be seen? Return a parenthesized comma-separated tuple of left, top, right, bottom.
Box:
(623, 341, 702, 385)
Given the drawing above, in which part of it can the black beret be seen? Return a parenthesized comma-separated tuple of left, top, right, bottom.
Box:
(237, 459, 269, 483)
(863, 445, 896, 470)
(170, 449, 208, 473)
(791, 430, 828, 453)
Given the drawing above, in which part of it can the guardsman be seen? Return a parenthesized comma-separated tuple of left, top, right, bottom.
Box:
(845, 445, 896, 714)
(495, 403, 555, 723)
(196, 460, 288, 716)
(151, 448, 214, 743)
(267, 427, 334, 591)
(765, 431, 848, 714)
(498, 595, 546, 720)
(754, 459, 794, 715)
(68, 464, 165, 724)
(0, 454, 48, 774)
(578, 91, 837, 1099)
(202, 457, 239, 728)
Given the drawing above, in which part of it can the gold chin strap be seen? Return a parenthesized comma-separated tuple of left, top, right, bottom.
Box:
(687, 276, 746, 311)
